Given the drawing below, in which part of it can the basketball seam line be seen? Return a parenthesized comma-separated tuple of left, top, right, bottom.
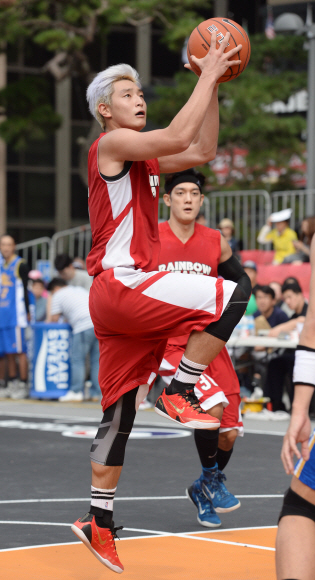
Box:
(196, 26, 211, 49)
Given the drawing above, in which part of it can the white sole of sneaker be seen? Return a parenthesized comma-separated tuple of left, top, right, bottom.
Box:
(197, 516, 222, 528)
(71, 524, 123, 574)
(185, 489, 222, 528)
(154, 406, 220, 430)
(214, 500, 241, 513)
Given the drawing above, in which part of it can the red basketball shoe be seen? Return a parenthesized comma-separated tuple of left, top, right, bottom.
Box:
(155, 387, 220, 429)
(71, 513, 124, 574)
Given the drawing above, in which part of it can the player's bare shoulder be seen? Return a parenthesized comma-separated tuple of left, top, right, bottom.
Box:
(98, 129, 132, 175)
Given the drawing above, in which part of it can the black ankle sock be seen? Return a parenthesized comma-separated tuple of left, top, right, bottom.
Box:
(165, 355, 207, 395)
(90, 505, 113, 528)
(165, 378, 193, 395)
(194, 429, 219, 469)
(216, 447, 234, 471)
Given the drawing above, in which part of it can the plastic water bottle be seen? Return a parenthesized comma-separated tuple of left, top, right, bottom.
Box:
(246, 315, 255, 336)
(239, 315, 249, 338)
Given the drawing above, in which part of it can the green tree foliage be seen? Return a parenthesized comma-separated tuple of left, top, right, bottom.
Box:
(0, 0, 210, 149)
(0, 0, 211, 74)
(148, 34, 308, 186)
(0, 76, 61, 150)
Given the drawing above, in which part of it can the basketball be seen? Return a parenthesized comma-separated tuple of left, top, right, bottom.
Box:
(187, 17, 251, 83)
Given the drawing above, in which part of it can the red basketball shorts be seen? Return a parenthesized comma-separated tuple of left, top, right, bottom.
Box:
(89, 267, 236, 411)
(160, 344, 243, 435)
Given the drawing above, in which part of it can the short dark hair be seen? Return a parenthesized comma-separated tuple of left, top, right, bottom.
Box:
(283, 276, 299, 286)
(47, 277, 67, 292)
(282, 280, 302, 294)
(54, 254, 73, 271)
(254, 285, 275, 299)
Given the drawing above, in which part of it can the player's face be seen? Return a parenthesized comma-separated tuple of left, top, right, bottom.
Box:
(0, 236, 15, 260)
(103, 80, 146, 131)
(255, 291, 274, 315)
(166, 183, 204, 224)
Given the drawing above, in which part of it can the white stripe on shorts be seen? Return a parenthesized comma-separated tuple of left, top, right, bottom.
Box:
(141, 272, 236, 314)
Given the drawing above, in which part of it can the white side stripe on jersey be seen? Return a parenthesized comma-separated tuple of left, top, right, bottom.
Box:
(102, 209, 135, 271)
(107, 173, 132, 220)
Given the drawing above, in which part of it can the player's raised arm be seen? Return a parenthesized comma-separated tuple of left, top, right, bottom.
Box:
(158, 85, 220, 173)
(87, 32, 241, 169)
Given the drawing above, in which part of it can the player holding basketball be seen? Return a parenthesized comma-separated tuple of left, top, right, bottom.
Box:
(158, 169, 245, 527)
(276, 234, 315, 580)
(71, 32, 250, 573)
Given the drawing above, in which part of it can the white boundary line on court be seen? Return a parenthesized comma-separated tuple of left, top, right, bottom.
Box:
(0, 521, 168, 535)
(187, 524, 278, 534)
(0, 494, 283, 505)
(0, 411, 296, 435)
(0, 525, 277, 553)
(178, 533, 275, 551)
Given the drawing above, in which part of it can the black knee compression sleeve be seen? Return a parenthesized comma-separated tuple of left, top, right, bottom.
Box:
(90, 388, 138, 466)
(194, 428, 219, 469)
(204, 284, 248, 342)
(279, 487, 315, 523)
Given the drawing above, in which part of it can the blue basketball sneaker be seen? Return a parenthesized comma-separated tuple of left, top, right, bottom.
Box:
(186, 481, 221, 528)
(201, 464, 240, 513)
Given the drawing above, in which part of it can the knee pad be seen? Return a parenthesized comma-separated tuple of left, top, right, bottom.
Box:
(90, 388, 138, 467)
(279, 487, 315, 523)
(204, 284, 248, 342)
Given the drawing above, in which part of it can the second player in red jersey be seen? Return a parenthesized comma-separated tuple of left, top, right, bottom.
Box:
(158, 169, 244, 527)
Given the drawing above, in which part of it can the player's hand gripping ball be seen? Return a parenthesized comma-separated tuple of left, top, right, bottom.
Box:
(187, 17, 250, 82)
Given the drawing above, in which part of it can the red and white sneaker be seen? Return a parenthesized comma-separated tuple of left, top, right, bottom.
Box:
(155, 387, 220, 429)
(71, 513, 124, 574)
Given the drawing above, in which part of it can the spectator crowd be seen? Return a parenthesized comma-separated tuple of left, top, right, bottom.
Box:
(0, 238, 101, 402)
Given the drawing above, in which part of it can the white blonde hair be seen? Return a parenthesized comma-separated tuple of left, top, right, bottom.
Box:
(86, 63, 141, 130)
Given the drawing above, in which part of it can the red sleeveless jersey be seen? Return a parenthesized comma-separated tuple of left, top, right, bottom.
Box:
(158, 221, 221, 347)
(158, 221, 221, 277)
(86, 133, 160, 277)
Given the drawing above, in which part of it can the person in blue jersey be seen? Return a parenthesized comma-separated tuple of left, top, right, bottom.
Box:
(0, 235, 31, 399)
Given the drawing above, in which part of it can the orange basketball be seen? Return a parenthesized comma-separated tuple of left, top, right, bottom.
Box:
(187, 17, 251, 83)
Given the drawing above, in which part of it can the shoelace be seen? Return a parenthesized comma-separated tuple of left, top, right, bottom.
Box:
(182, 389, 205, 414)
(211, 470, 229, 497)
(109, 523, 124, 550)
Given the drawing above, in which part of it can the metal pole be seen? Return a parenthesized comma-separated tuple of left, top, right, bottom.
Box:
(214, 0, 228, 17)
(55, 76, 71, 232)
(0, 51, 6, 236)
(136, 22, 151, 87)
(306, 21, 315, 214)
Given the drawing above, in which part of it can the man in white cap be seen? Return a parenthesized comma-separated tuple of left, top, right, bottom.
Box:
(257, 209, 297, 264)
